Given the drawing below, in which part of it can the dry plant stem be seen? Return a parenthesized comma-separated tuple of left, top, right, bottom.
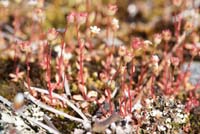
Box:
(24, 92, 85, 123)
(25, 85, 89, 122)
(43, 115, 60, 132)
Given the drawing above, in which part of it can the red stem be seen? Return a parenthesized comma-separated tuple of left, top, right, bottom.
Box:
(46, 45, 53, 100)
(151, 75, 155, 97)
(26, 52, 32, 94)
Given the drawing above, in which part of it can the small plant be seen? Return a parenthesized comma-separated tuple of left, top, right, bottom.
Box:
(0, 0, 199, 133)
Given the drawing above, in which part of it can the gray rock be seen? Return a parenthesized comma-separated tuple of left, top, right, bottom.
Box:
(182, 62, 200, 85)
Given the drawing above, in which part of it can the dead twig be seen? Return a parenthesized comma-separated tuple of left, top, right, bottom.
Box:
(24, 83, 89, 122)
(24, 92, 85, 123)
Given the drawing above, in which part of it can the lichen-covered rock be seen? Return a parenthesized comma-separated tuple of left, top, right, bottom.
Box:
(0, 96, 47, 134)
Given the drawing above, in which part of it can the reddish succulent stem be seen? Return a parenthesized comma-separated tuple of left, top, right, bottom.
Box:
(76, 24, 87, 99)
(151, 74, 155, 97)
(164, 42, 168, 54)
(26, 52, 32, 94)
(46, 45, 53, 100)
(79, 42, 84, 85)
(136, 65, 147, 89)
(76, 24, 83, 85)
(128, 64, 135, 113)
(106, 88, 113, 114)
(164, 63, 169, 92)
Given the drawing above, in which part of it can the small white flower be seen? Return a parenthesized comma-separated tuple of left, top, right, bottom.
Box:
(127, 4, 138, 17)
(90, 26, 101, 34)
(112, 18, 119, 30)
